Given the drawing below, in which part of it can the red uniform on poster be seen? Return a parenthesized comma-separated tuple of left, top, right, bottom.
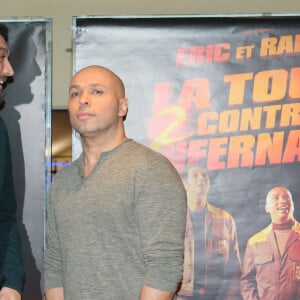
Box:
(241, 186, 300, 300)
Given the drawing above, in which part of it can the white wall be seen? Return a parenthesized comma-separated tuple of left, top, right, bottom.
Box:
(1, 0, 300, 109)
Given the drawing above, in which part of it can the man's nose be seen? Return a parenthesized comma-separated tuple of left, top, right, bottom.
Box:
(79, 90, 91, 106)
(3, 58, 14, 77)
(278, 196, 287, 204)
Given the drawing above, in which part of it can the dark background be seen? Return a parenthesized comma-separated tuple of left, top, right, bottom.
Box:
(74, 16, 300, 258)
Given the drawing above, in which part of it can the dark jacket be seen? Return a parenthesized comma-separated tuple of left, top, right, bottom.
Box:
(177, 203, 241, 299)
(241, 221, 300, 300)
(0, 118, 24, 293)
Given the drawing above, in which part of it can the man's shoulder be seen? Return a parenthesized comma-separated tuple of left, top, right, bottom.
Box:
(126, 139, 167, 158)
(124, 140, 184, 188)
(292, 221, 300, 233)
(124, 139, 175, 168)
(207, 203, 232, 220)
(248, 224, 272, 245)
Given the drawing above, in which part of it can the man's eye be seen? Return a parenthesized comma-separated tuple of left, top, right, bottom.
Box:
(92, 89, 103, 95)
(70, 91, 80, 98)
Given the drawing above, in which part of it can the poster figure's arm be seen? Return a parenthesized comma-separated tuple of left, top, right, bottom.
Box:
(240, 243, 258, 300)
(225, 216, 242, 300)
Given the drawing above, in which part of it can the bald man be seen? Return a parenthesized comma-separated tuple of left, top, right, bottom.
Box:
(241, 186, 300, 299)
(44, 65, 187, 300)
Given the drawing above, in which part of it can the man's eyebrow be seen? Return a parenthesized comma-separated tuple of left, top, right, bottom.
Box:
(88, 83, 105, 89)
(69, 84, 80, 91)
(69, 83, 105, 91)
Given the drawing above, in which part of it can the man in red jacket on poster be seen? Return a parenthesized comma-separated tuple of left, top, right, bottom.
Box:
(241, 186, 300, 300)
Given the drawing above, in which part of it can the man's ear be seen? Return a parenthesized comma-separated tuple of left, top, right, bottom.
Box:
(119, 97, 128, 118)
(265, 204, 270, 214)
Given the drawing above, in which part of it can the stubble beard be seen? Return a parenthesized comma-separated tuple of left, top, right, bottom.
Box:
(0, 91, 4, 106)
(0, 83, 5, 107)
(72, 119, 98, 139)
(73, 121, 88, 138)
(71, 114, 117, 140)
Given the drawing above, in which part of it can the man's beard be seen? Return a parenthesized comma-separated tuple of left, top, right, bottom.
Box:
(0, 90, 5, 106)
(0, 81, 5, 107)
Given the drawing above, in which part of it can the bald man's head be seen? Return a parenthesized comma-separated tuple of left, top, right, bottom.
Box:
(68, 65, 129, 137)
(70, 65, 127, 121)
(71, 65, 125, 98)
(265, 186, 294, 224)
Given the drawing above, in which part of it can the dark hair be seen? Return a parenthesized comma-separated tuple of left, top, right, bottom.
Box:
(0, 23, 9, 42)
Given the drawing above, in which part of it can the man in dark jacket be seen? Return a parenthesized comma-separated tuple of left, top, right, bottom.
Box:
(177, 166, 241, 300)
(0, 23, 24, 300)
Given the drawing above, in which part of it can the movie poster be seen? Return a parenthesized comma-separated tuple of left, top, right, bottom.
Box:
(0, 19, 51, 299)
(73, 16, 300, 298)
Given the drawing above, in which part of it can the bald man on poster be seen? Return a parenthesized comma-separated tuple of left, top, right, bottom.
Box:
(241, 186, 300, 299)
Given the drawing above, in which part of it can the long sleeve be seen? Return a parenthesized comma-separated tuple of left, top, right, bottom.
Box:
(225, 216, 242, 300)
(240, 242, 258, 300)
(135, 157, 187, 292)
(0, 118, 24, 293)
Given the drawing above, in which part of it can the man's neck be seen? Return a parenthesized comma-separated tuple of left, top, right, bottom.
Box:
(272, 219, 294, 230)
(81, 132, 128, 178)
(188, 197, 207, 212)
